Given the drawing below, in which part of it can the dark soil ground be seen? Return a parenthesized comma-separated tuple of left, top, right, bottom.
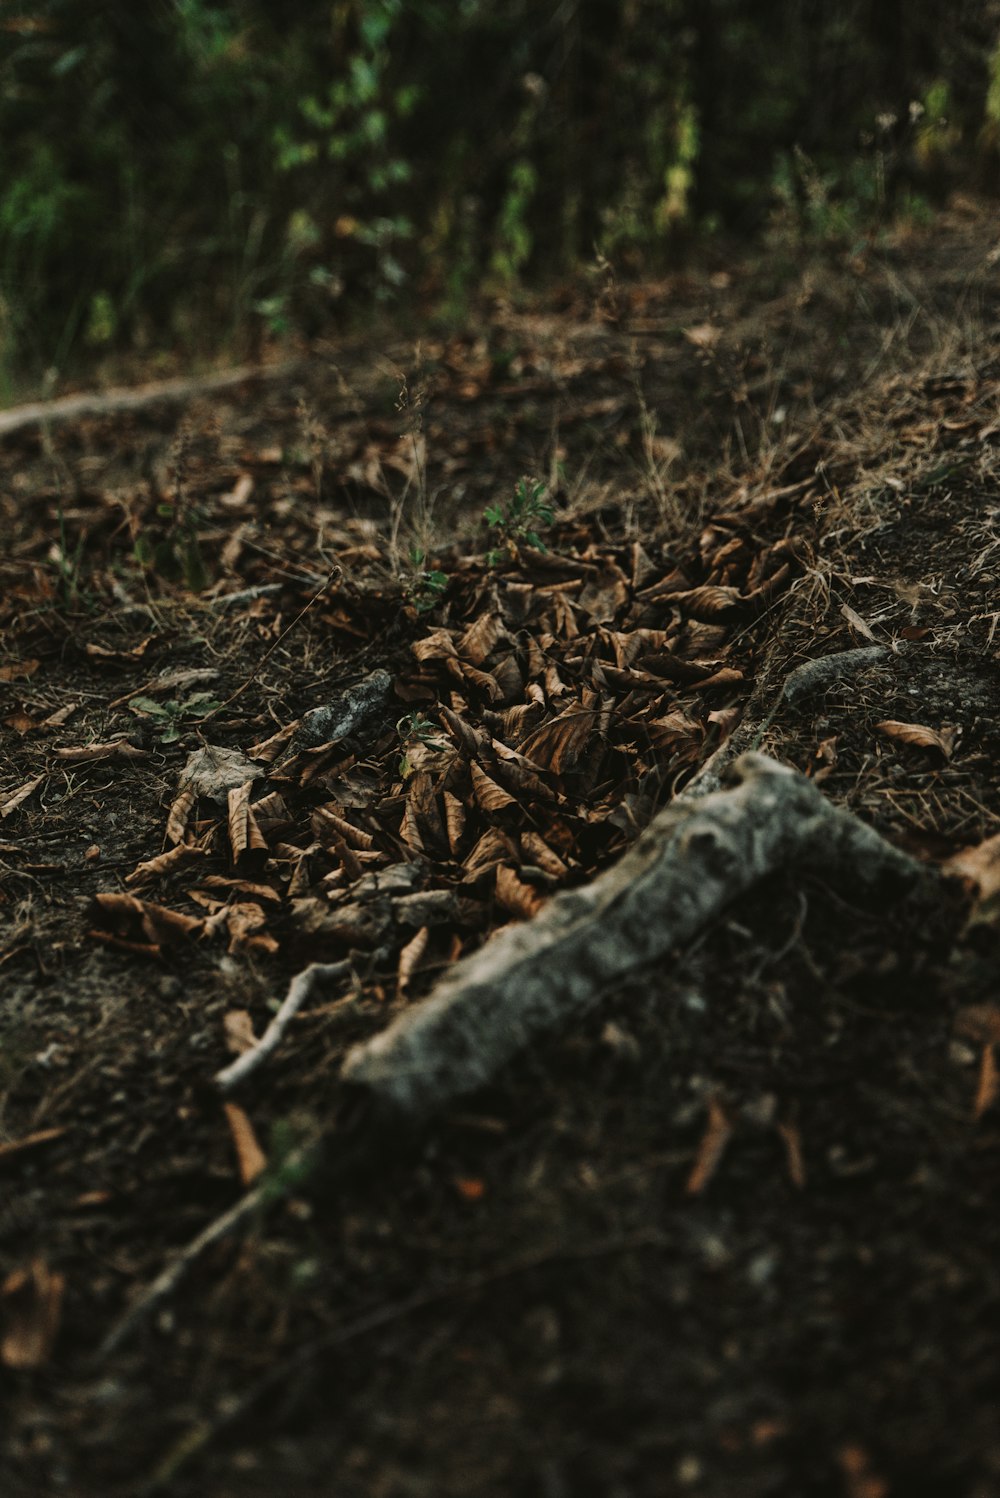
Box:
(2, 200, 1000, 1498)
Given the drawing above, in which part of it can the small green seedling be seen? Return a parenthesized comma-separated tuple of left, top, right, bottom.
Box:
(129, 692, 222, 743)
(396, 709, 447, 778)
(406, 547, 449, 612)
(484, 477, 554, 565)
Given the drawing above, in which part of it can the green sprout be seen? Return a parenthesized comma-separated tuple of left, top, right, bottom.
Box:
(129, 692, 222, 743)
(484, 477, 554, 565)
(406, 546, 449, 612)
(396, 709, 447, 778)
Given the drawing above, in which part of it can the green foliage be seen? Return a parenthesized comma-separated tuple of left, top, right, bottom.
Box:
(54, 498, 89, 610)
(406, 548, 449, 613)
(396, 710, 447, 778)
(134, 500, 210, 592)
(129, 692, 222, 743)
(0, 1, 997, 380)
(484, 478, 554, 565)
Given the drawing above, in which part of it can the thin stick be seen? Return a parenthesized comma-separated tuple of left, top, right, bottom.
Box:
(214, 961, 352, 1093)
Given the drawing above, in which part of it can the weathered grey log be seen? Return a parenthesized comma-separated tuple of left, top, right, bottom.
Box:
(341, 753, 923, 1115)
(781, 645, 890, 705)
(297, 669, 394, 746)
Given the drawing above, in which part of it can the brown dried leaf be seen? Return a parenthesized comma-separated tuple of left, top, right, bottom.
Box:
(670, 585, 745, 621)
(685, 1096, 731, 1195)
(166, 785, 196, 845)
(225, 788, 266, 871)
(519, 708, 595, 774)
(0, 773, 45, 818)
(312, 806, 376, 851)
(40, 702, 78, 728)
(225, 901, 276, 954)
(458, 612, 506, 665)
(84, 637, 152, 662)
(0, 658, 40, 681)
(126, 843, 202, 885)
(4, 711, 37, 734)
(397, 925, 430, 998)
(707, 705, 741, 739)
(974, 1045, 999, 1120)
(223, 1101, 268, 1186)
(875, 720, 955, 758)
(443, 790, 467, 855)
(944, 831, 1000, 903)
(1, 1260, 64, 1369)
(577, 561, 629, 622)
(495, 864, 545, 920)
(247, 721, 298, 761)
(462, 827, 510, 881)
(459, 661, 503, 700)
(470, 761, 517, 813)
(411, 629, 459, 663)
(199, 876, 281, 901)
(53, 739, 150, 763)
(223, 1009, 258, 1056)
(519, 830, 568, 879)
(840, 602, 877, 642)
(93, 891, 203, 947)
(777, 1121, 807, 1188)
(645, 710, 703, 751)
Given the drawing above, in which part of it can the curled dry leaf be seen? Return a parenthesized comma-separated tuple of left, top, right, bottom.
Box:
(495, 864, 546, 920)
(944, 830, 1000, 912)
(223, 1101, 268, 1186)
(875, 720, 955, 758)
(227, 781, 267, 864)
(0, 658, 40, 681)
(93, 891, 203, 948)
(777, 1121, 807, 1188)
(166, 785, 196, 845)
(685, 1096, 731, 1195)
(669, 584, 745, 621)
(313, 805, 376, 851)
(225, 901, 276, 954)
(0, 773, 45, 818)
(223, 1009, 259, 1056)
(974, 1045, 999, 1120)
(519, 707, 595, 774)
(443, 790, 466, 855)
(126, 843, 203, 885)
(397, 925, 430, 998)
(519, 830, 568, 878)
(458, 612, 506, 665)
(470, 761, 517, 813)
(53, 740, 150, 763)
(1, 1260, 65, 1369)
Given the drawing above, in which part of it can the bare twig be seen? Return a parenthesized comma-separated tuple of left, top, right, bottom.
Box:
(214, 961, 353, 1093)
(0, 361, 303, 439)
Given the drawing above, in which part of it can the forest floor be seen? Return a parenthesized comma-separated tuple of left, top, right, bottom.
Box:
(2, 198, 1000, 1498)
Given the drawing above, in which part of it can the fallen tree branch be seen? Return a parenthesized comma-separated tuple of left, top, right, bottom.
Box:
(341, 753, 924, 1115)
(0, 360, 303, 439)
